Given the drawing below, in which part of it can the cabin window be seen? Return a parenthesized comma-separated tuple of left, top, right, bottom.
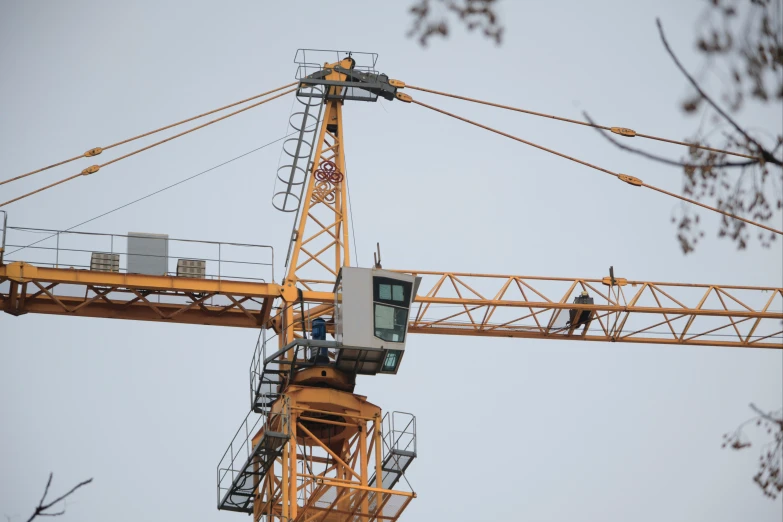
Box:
(382, 350, 401, 372)
(373, 277, 412, 343)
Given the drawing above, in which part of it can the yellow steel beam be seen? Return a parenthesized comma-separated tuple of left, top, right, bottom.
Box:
(408, 325, 782, 348)
(404, 270, 783, 349)
(412, 296, 780, 319)
(1, 262, 282, 296)
(0, 262, 283, 328)
(2, 262, 781, 348)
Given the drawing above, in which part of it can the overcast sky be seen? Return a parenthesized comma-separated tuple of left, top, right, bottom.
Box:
(1, 1, 782, 521)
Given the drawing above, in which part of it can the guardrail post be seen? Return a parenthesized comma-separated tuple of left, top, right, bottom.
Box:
(229, 443, 235, 482)
(55, 232, 60, 268)
(245, 415, 251, 457)
(0, 210, 6, 265)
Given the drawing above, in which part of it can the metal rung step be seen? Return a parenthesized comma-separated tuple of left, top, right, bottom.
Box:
(252, 394, 281, 414)
(369, 449, 416, 492)
(218, 431, 288, 513)
(382, 449, 416, 472)
(366, 449, 417, 516)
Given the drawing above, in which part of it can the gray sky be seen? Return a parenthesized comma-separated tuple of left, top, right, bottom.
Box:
(1, 1, 782, 521)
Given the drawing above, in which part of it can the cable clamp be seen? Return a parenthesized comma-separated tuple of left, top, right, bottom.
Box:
(81, 165, 100, 176)
(84, 147, 103, 157)
(395, 92, 412, 103)
(618, 174, 642, 186)
(611, 127, 637, 137)
(389, 79, 406, 88)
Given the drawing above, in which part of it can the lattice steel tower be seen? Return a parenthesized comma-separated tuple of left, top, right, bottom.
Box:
(216, 50, 418, 522)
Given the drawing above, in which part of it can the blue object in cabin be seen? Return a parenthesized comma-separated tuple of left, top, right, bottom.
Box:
(312, 318, 327, 340)
(312, 317, 329, 363)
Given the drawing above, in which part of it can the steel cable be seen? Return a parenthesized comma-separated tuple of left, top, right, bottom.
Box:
(4, 128, 306, 258)
(412, 98, 782, 237)
(0, 87, 297, 208)
(406, 85, 762, 161)
(0, 82, 297, 187)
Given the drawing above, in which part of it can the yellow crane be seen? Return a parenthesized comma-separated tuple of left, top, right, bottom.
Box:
(1, 50, 781, 522)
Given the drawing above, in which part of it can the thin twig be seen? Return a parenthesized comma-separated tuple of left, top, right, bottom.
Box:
(749, 403, 783, 427)
(27, 474, 93, 522)
(37, 511, 66, 518)
(36, 476, 53, 514)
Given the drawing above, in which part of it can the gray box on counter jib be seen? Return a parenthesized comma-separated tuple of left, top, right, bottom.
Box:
(127, 232, 169, 276)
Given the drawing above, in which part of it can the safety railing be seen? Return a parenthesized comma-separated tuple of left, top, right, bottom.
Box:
(250, 328, 283, 412)
(217, 397, 291, 512)
(367, 411, 417, 502)
(1, 226, 274, 282)
(250, 338, 342, 413)
(249, 300, 339, 412)
(273, 83, 323, 214)
(294, 49, 379, 79)
(382, 411, 417, 458)
(0, 210, 7, 265)
(294, 49, 382, 103)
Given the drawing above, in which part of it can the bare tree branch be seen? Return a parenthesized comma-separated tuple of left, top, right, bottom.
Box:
(750, 402, 783, 426)
(647, 13, 783, 253)
(26, 474, 93, 522)
(723, 404, 783, 498)
(35, 476, 53, 516)
(404, 3, 780, 252)
(583, 111, 755, 168)
(656, 18, 782, 166)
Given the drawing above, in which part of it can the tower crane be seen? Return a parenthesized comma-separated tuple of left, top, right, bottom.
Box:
(1, 50, 781, 522)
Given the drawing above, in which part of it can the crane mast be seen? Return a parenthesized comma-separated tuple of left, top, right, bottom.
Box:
(0, 49, 781, 522)
(284, 68, 350, 289)
(255, 55, 418, 521)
